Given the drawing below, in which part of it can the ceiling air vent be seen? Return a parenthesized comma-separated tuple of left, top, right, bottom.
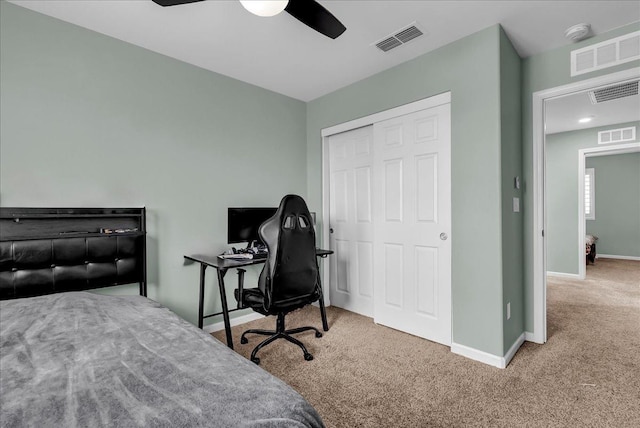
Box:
(588, 80, 638, 104)
(374, 22, 424, 53)
(376, 37, 403, 52)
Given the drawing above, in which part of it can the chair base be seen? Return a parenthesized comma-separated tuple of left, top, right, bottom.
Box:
(240, 312, 322, 365)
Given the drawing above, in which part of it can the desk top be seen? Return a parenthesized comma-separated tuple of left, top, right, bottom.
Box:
(184, 249, 333, 270)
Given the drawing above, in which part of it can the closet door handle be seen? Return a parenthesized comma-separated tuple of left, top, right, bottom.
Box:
(440, 233, 448, 241)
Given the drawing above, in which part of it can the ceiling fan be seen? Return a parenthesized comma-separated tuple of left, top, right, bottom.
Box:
(151, 0, 346, 39)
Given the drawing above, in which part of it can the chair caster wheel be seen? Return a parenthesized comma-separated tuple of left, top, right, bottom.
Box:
(315, 332, 323, 338)
(240, 337, 248, 344)
(304, 353, 314, 361)
(251, 357, 260, 365)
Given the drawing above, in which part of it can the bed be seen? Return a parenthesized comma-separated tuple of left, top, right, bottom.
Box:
(0, 208, 323, 428)
(586, 234, 598, 265)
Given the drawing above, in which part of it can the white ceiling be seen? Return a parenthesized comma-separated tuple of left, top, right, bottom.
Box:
(8, 0, 640, 101)
(545, 83, 640, 134)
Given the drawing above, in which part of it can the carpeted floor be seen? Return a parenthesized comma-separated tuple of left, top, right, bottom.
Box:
(213, 258, 640, 427)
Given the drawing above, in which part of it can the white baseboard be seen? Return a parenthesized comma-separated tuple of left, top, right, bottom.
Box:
(596, 254, 640, 261)
(451, 333, 525, 369)
(503, 333, 525, 368)
(203, 312, 265, 334)
(524, 331, 542, 343)
(546, 271, 581, 279)
(451, 343, 503, 368)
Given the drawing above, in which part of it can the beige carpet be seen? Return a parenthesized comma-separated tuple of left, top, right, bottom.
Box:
(213, 258, 640, 427)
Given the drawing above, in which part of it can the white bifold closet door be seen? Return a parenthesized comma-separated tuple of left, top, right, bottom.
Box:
(372, 104, 451, 346)
(327, 100, 451, 346)
(327, 126, 375, 317)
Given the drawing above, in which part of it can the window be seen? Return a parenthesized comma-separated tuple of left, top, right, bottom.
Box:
(585, 168, 595, 220)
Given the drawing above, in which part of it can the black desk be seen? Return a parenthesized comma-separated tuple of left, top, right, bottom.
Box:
(184, 249, 333, 349)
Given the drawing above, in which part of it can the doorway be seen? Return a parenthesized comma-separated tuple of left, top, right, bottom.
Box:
(321, 93, 452, 346)
(532, 67, 640, 343)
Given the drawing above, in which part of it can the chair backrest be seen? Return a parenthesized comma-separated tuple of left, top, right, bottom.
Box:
(258, 195, 319, 310)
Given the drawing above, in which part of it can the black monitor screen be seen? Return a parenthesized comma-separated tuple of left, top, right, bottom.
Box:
(227, 207, 277, 244)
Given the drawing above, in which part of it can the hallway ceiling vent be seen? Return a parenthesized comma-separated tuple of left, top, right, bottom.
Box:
(374, 22, 424, 52)
(598, 126, 636, 144)
(588, 80, 638, 104)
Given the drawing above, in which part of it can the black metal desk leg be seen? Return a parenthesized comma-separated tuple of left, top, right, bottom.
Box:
(217, 269, 234, 349)
(198, 264, 207, 329)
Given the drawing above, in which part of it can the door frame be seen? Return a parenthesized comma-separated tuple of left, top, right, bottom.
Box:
(320, 92, 451, 308)
(578, 143, 640, 276)
(531, 67, 640, 344)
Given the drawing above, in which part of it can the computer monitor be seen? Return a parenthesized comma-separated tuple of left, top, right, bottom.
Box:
(227, 207, 277, 245)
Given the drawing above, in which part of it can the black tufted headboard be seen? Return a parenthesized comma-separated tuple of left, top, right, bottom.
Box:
(0, 208, 147, 300)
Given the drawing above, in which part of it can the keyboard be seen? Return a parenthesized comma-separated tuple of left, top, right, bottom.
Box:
(218, 252, 268, 260)
(218, 253, 253, 260)
(251, 252, 268, 260)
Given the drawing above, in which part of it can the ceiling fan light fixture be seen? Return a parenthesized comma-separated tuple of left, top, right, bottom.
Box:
(240, 0, 289, 17)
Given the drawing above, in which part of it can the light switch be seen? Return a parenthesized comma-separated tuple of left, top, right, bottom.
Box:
(513, 197, 520, 213)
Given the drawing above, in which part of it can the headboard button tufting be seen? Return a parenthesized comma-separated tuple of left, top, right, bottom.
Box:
(0, 207, 147, 300)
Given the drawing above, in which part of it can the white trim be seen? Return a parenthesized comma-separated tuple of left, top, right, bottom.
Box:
(321, 130, 331, 308)
(583, 142, 640, 157)
(321, 92, 451, 137)
(532, 85, 547, 345)
(596, 254, 640, 261)
(203, 312, 264, 334)
(532, 67, 640, 346)
(452, 336, 523, 369)
(578, 142, 640, 280)
(451, 342, 504, 368)
(524, 331, 537, 342)
(546, 271, 581, 279)
(503, 333, 526, 368)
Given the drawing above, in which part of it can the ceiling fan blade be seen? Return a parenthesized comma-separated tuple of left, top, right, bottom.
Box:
(285, 0, 346, 39)
(151, 0, 205, 6)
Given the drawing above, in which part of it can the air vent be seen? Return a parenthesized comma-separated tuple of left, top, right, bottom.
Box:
(376, 37, 403, 52)
(374, 22, 424, 53)
(571, 31, 640, 76)
(589, 81, 638, 104)
(598, 126, 636, 144)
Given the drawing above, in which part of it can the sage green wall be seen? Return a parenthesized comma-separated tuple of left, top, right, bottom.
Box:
(522, 22, 640, 331)
(586, 153, 640, 257)
(307, 26, 507, 356)
(499, 28, 524, 354)
(546, 121, 640, 274)
(0, 2, 307, 325)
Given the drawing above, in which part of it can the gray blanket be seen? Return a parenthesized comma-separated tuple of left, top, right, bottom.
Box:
(0, 292, 324, 428)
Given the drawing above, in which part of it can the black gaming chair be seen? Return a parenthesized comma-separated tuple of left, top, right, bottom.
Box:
(234, 195, 323, 364)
